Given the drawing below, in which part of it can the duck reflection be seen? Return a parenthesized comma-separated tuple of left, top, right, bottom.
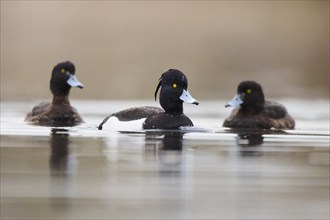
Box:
(228, 129, 265, 156)
(49, 128, 70, 173)
(159, 132, 184, 172)
(49, 128, 76, 212)
(145, 131, 186, 215)
(145, 131, 185, 170)
(160, 132, 184, 151)
(236, 133, 264, 146)
(235, 133, 264, 156)
(145, 131, 184, 151)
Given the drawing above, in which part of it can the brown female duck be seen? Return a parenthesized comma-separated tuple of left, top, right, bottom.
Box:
(25, 61, 84, 127)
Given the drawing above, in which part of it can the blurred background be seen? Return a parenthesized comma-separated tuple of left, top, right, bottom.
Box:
(1, 1, 329, 101)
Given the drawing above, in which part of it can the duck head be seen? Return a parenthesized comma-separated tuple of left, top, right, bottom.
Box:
(154, 69, 199, 114)
(50, 61, 84, 96)
(225, 81, 265, 110)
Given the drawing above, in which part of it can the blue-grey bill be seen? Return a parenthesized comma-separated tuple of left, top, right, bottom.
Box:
(67, 74, 84, 88)
(180, 89, 199, 105)
(225, 95, 243, 107)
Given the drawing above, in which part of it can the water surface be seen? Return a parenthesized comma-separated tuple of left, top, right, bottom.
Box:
(1, 100, 329, 219)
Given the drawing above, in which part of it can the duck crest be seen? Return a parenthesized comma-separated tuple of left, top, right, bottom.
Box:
(154, 78, 162, 101)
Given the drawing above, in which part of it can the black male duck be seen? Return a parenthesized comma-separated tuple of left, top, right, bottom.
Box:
(98, 69, 199, 130)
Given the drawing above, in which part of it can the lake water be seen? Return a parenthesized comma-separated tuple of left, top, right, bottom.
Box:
(1, 100, 329, 219)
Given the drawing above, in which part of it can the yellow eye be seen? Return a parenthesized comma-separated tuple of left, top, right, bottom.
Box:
(60, 68, 66, 74)
(246, 89, 252, 94)
(173, 84, 177, 88)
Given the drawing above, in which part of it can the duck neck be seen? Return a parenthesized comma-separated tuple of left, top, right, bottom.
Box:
(164, 105, 183, 115)
(52, 96, 71, 106)
(50, 79, 71, 97)
(160, 98, 184, 114)
(241, 101, 264, 114)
